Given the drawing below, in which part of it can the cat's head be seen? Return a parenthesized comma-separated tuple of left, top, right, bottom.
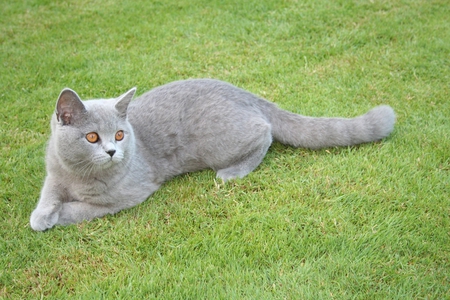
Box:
(50, 88, 136, 177)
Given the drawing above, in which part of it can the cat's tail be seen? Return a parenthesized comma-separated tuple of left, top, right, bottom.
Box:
(261, 102, 395, 149)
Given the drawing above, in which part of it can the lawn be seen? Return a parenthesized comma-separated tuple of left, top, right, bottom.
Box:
(1, 0, 449, 298)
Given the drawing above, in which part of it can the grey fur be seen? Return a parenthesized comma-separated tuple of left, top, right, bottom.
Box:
(30, 79, 395, 231)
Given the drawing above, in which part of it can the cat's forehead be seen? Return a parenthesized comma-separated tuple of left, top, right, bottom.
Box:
(83, 98, 115, 109)
(83, 99, 117, 116)
(82, 99, 125, 127)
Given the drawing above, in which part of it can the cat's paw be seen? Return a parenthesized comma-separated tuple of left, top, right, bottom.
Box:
(30, 206, 60, 231)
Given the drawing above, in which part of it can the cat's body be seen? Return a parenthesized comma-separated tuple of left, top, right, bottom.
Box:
(30, 79, 395, 231)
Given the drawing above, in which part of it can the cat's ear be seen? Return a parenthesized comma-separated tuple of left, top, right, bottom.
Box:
(115, 87, 136, 118)
(56, 88, 87, 125)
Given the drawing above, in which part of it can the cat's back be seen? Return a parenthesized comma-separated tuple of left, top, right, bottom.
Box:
(130, 79, 248, 110)
(127, 79, 264, 130)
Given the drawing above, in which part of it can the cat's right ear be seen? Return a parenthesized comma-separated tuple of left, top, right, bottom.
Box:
(56, 88, 87, 125)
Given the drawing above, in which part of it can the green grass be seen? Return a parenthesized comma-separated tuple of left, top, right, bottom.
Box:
(1, 0, 449, 298)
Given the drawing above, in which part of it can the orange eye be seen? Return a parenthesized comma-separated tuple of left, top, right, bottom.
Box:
(115, 130, 124, 141)
(86, 132, 99, 143)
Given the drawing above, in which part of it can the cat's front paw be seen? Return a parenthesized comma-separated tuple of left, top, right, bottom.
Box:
(30, 206, 60, 231)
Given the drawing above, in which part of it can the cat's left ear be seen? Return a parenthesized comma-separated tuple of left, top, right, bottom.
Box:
(115, 87, 136, 118)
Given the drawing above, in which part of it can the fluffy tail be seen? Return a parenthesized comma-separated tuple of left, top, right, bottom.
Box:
(261, 103, 395, 149)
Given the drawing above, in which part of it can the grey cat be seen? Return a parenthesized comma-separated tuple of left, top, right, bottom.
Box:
(30, 79, 395, 231)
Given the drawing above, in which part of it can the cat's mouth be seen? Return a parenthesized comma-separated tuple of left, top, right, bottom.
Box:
(91, 156, 119, 168)
(104, 157, 119, 166)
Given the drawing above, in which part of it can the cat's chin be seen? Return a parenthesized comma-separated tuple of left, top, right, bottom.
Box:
(98, 158, 121, 168)
(97, 160, 115, 168)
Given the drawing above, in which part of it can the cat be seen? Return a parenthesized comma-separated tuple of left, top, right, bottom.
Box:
(30, 79, 395, 231)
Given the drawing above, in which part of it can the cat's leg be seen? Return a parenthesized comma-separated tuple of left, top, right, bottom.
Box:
(216, 119, 272, 181)
(55, 201, 126, 225)
(216, 146, 269, 181)
(55, 183, 160, 225)
(30, 176, 64, 231)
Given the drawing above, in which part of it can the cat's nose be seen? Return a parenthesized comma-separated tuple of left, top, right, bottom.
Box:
(106, 149, 116, 157)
